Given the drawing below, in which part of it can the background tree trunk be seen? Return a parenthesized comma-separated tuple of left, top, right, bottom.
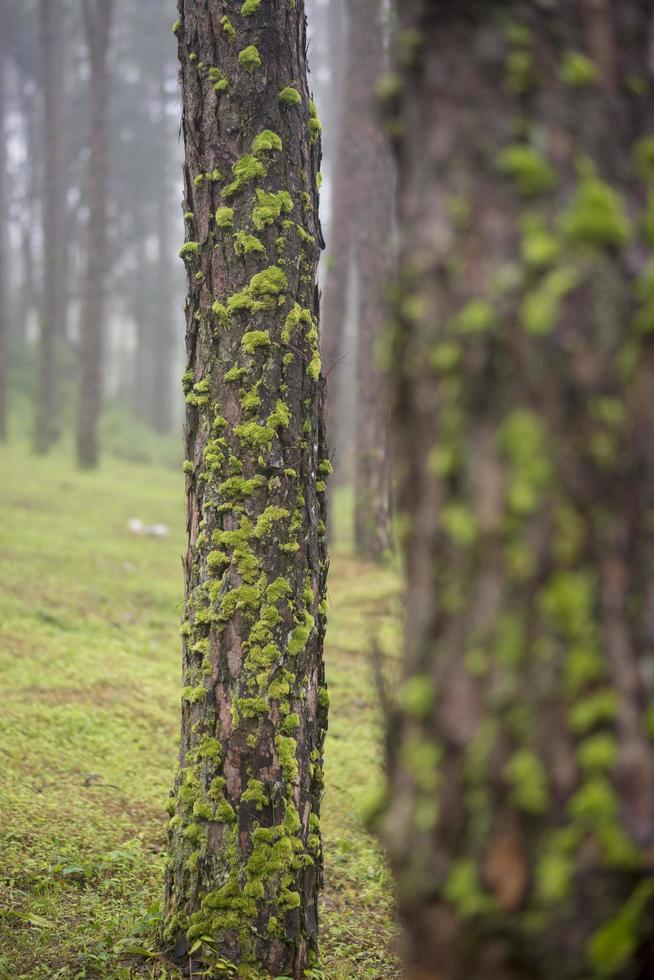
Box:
(381, 2, 654, 978)
(34, 0, 66, 453)
(352, 0, 393, 561)
(77, 0, 112, 468)
(320, 3, 356, 489)
(0, 1, 9, 441)
(163, 2, 329, 976)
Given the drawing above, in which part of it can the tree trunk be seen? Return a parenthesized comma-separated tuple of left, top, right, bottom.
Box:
(150, 84, 177, 436)
(163, 3, 329, 977)
(380, 3, 654, 978)
(320, 2, 356, 488)
(352, 0, 393, 561)
(34, 0, 66, 454)
(0, 2, 9, 441)
(77, 0, 112, 469)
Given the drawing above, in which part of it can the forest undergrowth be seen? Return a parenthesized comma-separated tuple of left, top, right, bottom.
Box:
(0, 442, 402, 979)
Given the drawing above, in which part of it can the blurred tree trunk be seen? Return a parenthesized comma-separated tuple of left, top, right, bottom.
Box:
(0, 3, 9, 441)
(352, 0, 393, 561)
(320, 2, 356, 489)
(35, 0, 66, 453)
(380, 2, 654, 978)
(163, 2, 328, 976)
(77, 0, 112, 468)
(150, 82, 176, 436)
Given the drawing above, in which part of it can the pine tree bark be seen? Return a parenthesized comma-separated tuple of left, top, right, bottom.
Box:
(352, 0, 393, 561)
(77, 0, 112, 469)
(163, 3, 329, 977)
(380, 3, 654, 978)
(34, 0, 66, 453)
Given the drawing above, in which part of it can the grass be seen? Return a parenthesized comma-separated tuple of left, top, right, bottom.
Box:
(0, 440, 402, 978)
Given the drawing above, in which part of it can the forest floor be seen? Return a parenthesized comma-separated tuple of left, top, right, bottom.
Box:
(0, 442, 403, 979)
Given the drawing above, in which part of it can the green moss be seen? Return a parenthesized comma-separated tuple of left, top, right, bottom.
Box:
(241, 778, 267, 810)
(569, 689, 618, 734)
(215, 800, 237, 823)
(444, 859, 495, 918)
(234, 232, 265, 256)
(633, 137, 654, 183)
(182, 460, 194, 474)
(238, 45, 261, 72)
(279, 86, 301, 105)
(275, 735, 299, 782)
(308, 352, 321, 381)
(520, 214, 561, 268)
(559, 164, 630, 247)
(588, 882, 654, 976)
(521, 266, 579, 336)
(254, 506, 289, 538)
(399, 675, 435, 720)
(223, 154, 266, 199)
(252, 189, 294, 230)
(283, 713, 300, 733)
(506, 48, 535, 94)
(452, 299, 496, 334)
(215, 207, 234, 228)
(220, 15, 236, 40)
(497, 145, 556, 196)
(172, 18, 181, 34)
(505, 750, 549, 813)
(182, 685, 207, 703)
(179, 241, 200, 259)
(559, 51, 598, 87)
(440, 503, 477, 547)
(250, 265, 287, 296)
(577, 734, 618, 773)
(252, 130, 282, 156)
(241, 0, 261, 14)
(308, 100, 322, 142)
(288, 612, 314, 656)
(241, 330, 271, 355)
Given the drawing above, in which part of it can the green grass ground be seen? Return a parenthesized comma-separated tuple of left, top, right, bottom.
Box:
(0, 442, 402, 979)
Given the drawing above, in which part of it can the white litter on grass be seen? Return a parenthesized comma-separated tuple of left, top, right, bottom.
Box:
(128, 518, 171, 538)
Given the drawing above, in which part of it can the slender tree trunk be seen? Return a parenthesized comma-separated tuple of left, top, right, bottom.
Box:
(150, 86, 177, 436)
(0, 3, 9, 441)
(35, 0, 66, 453)
(352, 0, 393, 561)
(77, 0, 112, 469)
(380, 3, 654, 978)
(163, 3, 329, 977)
(320, 2, 356, 487)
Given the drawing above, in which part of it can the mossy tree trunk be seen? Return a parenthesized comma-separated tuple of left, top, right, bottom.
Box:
(77, 0, 113, 469)
(163, 3, 329, 978)
(352, 0, 393, 562)
(35, 0, 66, 454)
(379, 3, 654, 978)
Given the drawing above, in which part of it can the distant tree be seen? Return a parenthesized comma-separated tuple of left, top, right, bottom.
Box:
(77, 0, 113, 468)
(163, 2, 328, 976)
(352, 0, 393, 561)
(320, 0, 355, 488)
(0, 0, 8, 440)
(35, 0, 66, 454)
(379, 3, 654, 978)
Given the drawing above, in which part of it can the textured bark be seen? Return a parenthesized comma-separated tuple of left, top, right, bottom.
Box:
(352, 0, 394, 561)
(163, 3, 328, 977)
(34, 0, 66, 454)
(0, 3, 9, 441)
(77, 0, 112, 469)
(381, 3, 654, 979)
